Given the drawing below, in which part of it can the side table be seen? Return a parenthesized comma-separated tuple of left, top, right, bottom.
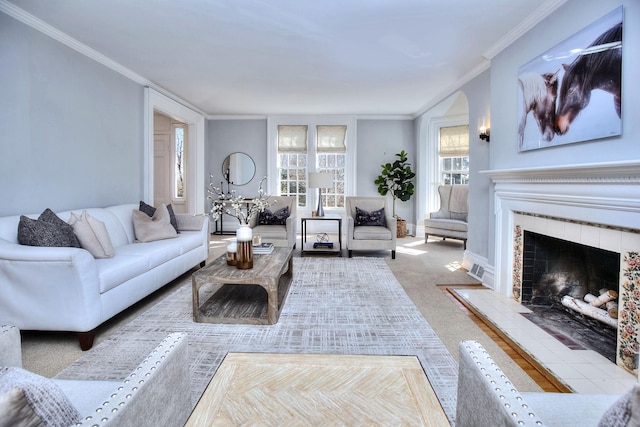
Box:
(301, 214, 342, 257)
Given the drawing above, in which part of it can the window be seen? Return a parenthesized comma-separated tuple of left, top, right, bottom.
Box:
(439, 125, 469, 185)
(277, 125, 308, 207)
(271, 118, 354, 213)
(174, 125, 185, 199)
(316, 125, 346, 209)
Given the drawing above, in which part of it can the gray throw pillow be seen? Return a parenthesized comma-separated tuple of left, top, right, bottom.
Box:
(598, 384, 640, 427)
(139, 201, 179, 233)
(258, 206, 289, 225)
(0, 366, 81, 427)
(17, 209, 80, 248)
(355, 207, 386, 226)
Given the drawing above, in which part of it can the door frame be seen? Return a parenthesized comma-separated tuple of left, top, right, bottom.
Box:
(144, 87, 205, 214)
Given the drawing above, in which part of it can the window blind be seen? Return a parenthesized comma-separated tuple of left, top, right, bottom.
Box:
(439, 125, 469, 157)
(277, 125, 308, 152)
(317, 125, 346, 153)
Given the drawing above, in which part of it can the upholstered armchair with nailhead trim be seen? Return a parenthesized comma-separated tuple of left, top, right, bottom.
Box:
(456, 340, 631, 427)
(0, 325, 191, 426)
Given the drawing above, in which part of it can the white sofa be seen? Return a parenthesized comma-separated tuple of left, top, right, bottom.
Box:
(0, 325, 192, 426)
(0, 204, 209, 350)
(456, 340, 639, 427)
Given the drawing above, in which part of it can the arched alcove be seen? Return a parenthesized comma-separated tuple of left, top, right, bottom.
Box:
(415, 91, 469, 237)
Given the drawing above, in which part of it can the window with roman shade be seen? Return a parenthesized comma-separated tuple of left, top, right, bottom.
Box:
(278, 125, 308, 207)
(439, 125, 469, 185)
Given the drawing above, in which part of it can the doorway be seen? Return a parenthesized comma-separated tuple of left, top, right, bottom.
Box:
(154, 111, 188, 213)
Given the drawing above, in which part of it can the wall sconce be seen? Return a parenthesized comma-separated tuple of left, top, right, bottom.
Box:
(479, 120, 490, 142)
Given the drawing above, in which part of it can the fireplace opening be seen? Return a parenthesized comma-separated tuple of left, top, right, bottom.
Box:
(521, 231, 620, 362)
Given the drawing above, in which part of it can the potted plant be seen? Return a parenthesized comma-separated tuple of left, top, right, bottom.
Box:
(374, 150, 416, 237)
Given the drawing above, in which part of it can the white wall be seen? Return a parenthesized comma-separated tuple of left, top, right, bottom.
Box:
(355, 119, 416, 226)
(0, 13, 144, 217)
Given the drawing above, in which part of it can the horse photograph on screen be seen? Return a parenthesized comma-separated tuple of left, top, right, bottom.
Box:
(517, 7, 622, 152)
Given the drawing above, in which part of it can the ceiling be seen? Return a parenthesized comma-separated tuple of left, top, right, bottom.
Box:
(6, 0, 566, 117)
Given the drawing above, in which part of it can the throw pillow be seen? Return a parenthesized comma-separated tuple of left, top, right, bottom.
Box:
(17, 209, 80, 248)
(258, 206, 290, 225)
(132, 204, 178, 243)
(0, 366, 81, 427)
(139, 201, 179, 233)
(68, 211, 116, 259)
(598, 384, 640, 427)
(354, 207, 386, 226)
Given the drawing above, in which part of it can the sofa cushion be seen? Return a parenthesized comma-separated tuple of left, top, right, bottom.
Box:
(598, 384, 640, 427)
(355, 207, 386, 227)
(353, 225, 392, 240)
(69, 211, 116, 259)
(17, 209, 80, 248)
(424, 218, 468, 232)
(0, 367, 81, 427)
(96, 253, 150, 293)
(258, 206, 289, 225)
(132, 205, 178, 243)
(139, 201, 179, 233)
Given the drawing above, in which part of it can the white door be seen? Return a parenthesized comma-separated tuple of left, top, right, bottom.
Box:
(153, 112, 188, 213)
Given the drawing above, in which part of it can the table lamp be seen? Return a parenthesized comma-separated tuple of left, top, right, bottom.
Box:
(308, 172, 333, 217)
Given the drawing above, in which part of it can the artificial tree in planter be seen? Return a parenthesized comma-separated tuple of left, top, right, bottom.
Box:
(374, 150, 416, 238)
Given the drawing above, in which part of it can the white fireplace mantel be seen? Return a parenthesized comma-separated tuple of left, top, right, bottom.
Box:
(481, 160, 640, 297)
(481, 160, 640, 183)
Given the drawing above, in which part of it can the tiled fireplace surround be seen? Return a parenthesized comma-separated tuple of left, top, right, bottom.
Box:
(485, 161, 640, 377)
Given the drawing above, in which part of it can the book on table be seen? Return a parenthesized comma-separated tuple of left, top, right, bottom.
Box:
(253, 242, 274, 254)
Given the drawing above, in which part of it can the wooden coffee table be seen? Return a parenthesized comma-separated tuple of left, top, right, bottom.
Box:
(192, 247, 294, 325)
(185, 352, 450, 426)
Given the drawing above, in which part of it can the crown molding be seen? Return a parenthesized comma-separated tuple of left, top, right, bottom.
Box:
(0, 0, 206, 116)
(483, 0, 568, 59)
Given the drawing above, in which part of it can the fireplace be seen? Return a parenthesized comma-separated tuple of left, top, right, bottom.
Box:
(520, 229, 621, 362)
(484, 161, 640, 375)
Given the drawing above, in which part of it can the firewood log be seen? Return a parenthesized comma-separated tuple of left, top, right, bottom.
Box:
(561, 295, 618, 329)
(606, 301, 618, 319)
(589, 290, 617, 307)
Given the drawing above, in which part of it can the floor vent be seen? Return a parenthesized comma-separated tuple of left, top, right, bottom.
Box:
(468, 263, 485, 281)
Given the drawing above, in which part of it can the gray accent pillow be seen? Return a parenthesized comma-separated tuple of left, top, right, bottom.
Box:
(355, 207, 386, 226)
(598, 384, 640, 427)
(0, 366, 81, 427)
(17, 209, 81, 248)
(139, 201, 179, 233)
(132, 204, 178, 243)
(258, 206, 289, 225)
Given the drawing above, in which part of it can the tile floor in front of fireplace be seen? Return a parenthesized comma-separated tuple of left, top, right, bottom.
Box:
(455, 288, 638, 394)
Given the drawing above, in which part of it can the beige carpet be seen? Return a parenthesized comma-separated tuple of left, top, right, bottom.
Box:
(20, 234, 541, 394)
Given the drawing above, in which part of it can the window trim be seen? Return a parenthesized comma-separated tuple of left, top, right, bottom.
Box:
(267, 116, 356, 215)
(428, 114, 467, 211)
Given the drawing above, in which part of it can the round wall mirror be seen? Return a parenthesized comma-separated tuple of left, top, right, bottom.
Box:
(222, 152, 255, 186)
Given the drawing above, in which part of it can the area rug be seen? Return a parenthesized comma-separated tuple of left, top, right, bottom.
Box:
(56, 257, 458, 421)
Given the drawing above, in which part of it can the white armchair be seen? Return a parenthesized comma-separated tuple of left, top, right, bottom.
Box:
(345, 197, 397, 259)
(0, 325, 192, 426)
(250, 196, 297, 248)
(424, 184, 468, 249)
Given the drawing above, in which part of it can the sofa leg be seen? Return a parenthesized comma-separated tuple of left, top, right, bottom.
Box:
(392, 250, 396, 260)
(425, 234, 428, 243)
(348, 250, 353, 258)
(200, 261, 206, 268)
(463, 240, 467, 250)
(78, 330, 96, 351)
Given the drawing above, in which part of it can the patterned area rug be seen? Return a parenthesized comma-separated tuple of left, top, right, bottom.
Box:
(56, 257, 458, 421)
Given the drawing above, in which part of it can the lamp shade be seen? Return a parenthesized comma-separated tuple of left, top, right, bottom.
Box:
(308, 172, 333, 189)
